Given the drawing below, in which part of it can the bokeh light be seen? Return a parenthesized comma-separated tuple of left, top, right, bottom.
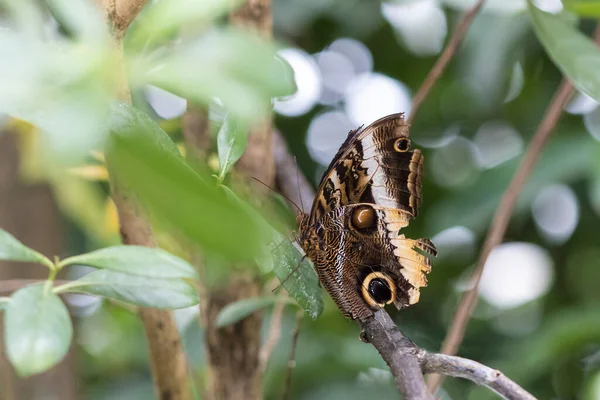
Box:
(381, 0, 447, 56)
(306, 110, 355, 166)
(145, 85, 187, 120)
(344, 73, 412, 127)
(473, 120, 523, 169)
(532, 184, 580, 245)
(479, 242, 554, 309)
(274, 48, 321, 116)
(430, 136, 479, 188)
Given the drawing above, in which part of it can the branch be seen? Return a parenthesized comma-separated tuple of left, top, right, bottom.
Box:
(359, 311, 433, 399)
(407, 0, 485, 125)
(258, 295, 286, 374)
(430, 23, 600, 393)
(99, 0, 147, 34)
(100, 1, 192, 399)
(420, 353, 537, 400)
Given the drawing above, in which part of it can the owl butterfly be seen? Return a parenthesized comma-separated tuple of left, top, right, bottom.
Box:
(296, 113, 437, 321)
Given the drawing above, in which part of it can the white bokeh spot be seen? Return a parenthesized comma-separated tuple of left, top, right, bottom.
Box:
(479, 242, 554, 309)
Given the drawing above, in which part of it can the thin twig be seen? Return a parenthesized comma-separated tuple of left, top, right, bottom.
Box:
(280, 310, 303, 400)
(407, 0, 485, 125)
(429, 23, 600, 393)
(259, 297, 287, 374)
(420, 353, 537, 400)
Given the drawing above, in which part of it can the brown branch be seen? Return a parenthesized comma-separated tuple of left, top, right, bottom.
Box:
(420, 353, 537, 400)
(429, 23, 600, 393)
(407, 0, 485, 125)
(360, 311, 433, 399)
(280, 310, 303, 400)
(100, 2, 192, 400)
(98, 0, 147, 35)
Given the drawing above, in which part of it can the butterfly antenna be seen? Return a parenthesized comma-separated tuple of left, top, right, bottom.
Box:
(272, 255, 308, 293)
(293, 156, 305, 213)
(251, 177, 302, 213)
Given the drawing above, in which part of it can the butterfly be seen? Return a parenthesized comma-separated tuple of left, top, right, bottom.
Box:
(296, 113, 437, 321)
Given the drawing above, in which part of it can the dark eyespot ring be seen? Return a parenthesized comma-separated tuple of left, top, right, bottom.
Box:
(361, 272, 396, 309)
(350, 205, 377, 232)
(394, 137, 411, 152)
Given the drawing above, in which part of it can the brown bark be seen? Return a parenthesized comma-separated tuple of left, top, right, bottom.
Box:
(201, 275, 263, 400)
(99, 1, 192, 398)
(0, 132, 78, 400)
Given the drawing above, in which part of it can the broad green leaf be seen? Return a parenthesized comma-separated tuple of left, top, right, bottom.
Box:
(132, 28, 295, 125)
(57, 270, 199, 309)
(59, 245, 198, 279)
(217, 117, 248, 181)
(107, 125, 272, 262)
(528, 3, 600, 102)
(271, 231, 323, 319)
(0, 29, 116, 165)
(5, 284, 72, 377)
(216, 296, 293, 327)
(109, 102, 183, 159)
(0, 228, 53, 268)
(563, 0, 600, 17)
(129, 0, 246, 49)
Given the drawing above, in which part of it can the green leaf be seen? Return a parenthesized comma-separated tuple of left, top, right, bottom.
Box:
(5, 284, 72, 377)
(271, 231, 323, 319)
(57, 270, 199, 309)
(563, 0, 600, 17)
(109, 102, 183, 159)
(59, 245, 198, 279)
(128, 0, 246, 49)
(107, 122, 272, 262)
(132, 28, 296, 125)
(217, 117, 248, 181)
(0, 30, 116, 165)
(528, 3, 600, 102)
(216, 296, 292, 327)
(0, 228, 53, 268)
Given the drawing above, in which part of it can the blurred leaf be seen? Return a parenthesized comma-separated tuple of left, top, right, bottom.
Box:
(0, 228, 53, 268)
(131, 28, 295, 124)
(58, 270, 199, 309)
(426, 134, 596, 235)
(217, 117, 248, 181)
(271, 231, 323, 319)
(216, 296, 293, 327)
(5, 284, 72, 377)
(109, 102, 183, 158)
(129, 0, 246, 49)
(0, 29, 116, 165)
(45, 0, 109, 41)
(564, 0, 600, 17)
(528, 4, 600, 103)
(107, 113, 272, 262)
(59, 245, 198, 279)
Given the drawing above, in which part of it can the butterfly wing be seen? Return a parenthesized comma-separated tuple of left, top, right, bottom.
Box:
(314, 203, 437, 321)
(308, 113, 423, 225)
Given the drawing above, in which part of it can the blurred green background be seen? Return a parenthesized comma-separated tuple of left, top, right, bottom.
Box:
(1, 0, 600, 399)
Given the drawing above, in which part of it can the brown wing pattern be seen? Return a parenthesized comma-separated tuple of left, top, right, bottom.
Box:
(309, 204, 437, 321)
(296, 113, 436, 321)
(308, 113, 423, 225)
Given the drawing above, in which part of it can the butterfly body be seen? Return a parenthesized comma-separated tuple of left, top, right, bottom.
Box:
(297, 113, 437, 321)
